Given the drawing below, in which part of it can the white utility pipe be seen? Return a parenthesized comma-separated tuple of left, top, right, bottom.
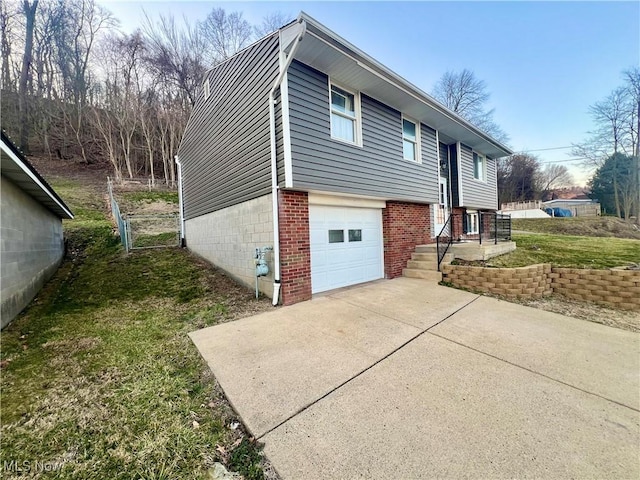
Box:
(174, 155, 185, 245)
(268, 19, 307, 306)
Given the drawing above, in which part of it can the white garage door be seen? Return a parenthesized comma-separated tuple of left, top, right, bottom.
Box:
(309, 205, 383, 293)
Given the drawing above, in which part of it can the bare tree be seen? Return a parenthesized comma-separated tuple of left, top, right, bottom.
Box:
(574, 69, 639, 219)
(1, 0, 17, 91)
(497, 154, 540, 205)
(432, 68, 509, 143)
(538, 164, 573, 200)
(142, 12, 205, 106)
(199, 8, 252, 63)
(18, 0, 38, 152)
(254, 11, 293, 38)
(623, 67, 640, 220)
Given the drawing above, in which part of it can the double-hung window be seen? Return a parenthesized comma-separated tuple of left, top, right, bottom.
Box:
(473, 152, 486, 181)
(330, 84, 360, 145)
(466, 211, 479, 234)
(402, 117, 420, 162)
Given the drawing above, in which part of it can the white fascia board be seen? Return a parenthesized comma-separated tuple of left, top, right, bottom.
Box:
(457, 142, 464, 207)
(1, 141, 74, 219)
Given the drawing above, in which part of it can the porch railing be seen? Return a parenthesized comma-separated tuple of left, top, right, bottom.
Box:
(436, 212, 512, 271)
(479, 212, 512, 245)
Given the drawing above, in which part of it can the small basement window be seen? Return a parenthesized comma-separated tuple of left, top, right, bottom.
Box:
(348, 229, 362, 242)
(465, 211, 479, 234)
(328, 230, 344, 243)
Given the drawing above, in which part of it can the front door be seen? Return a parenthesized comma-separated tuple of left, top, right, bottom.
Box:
(434, 177, 450, 236)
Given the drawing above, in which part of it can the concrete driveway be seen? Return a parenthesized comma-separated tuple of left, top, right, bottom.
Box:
(190, 277, 640, 479)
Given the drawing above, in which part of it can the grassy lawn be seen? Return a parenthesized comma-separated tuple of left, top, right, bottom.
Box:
(489, 233, 640, 269)
(0, 179, 272, 479)
(512, 216, 640, 240)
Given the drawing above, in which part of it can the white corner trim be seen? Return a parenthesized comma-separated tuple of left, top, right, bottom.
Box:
(457, 142, 464, 207)
(435, 129, 441, 183)
(308, 192, 386, 209)
(281, 72, 293, 188)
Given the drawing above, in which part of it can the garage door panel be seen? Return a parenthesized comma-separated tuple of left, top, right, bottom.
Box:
(309, 205, 383, 294)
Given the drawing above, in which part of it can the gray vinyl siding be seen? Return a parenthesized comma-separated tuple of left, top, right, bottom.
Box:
(459, 144, 498, 210)
(287, 60, 438, 203)
(178, 34, 280, 220)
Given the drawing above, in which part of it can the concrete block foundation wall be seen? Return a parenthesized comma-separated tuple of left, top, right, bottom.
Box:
(278, 190, 312, 305)
(1, 176, 65, 328)
(442, 263, 640, 311)
(185, 194, 275, 298)
(383, 202, 431, 278)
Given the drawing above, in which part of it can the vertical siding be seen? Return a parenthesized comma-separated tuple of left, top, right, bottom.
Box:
(178, 34, 280, 220)
(439, 142, 449, 178)
(449, 144, 460, 206)
(287, 60, 438, 203)
(459, 144, 498, 210)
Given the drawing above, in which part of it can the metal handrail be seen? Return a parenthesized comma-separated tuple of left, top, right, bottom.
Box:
(437, 212, 512, 270)
(436, 214, 455, 272)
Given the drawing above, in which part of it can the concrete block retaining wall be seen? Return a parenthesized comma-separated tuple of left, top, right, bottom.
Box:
(441, 263, 640, 311)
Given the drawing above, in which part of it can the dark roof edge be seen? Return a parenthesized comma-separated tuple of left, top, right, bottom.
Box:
(1, 129, 74, 219)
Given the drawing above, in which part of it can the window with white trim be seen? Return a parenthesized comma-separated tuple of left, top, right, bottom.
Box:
(473, 152, 486, 181)
(203, 78, 210, 99)
(402, 117, 420, 162)
(466, 211, 479, 234)
(330, 84, 360, 145)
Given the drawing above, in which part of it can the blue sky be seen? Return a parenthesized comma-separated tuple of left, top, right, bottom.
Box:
(100, 1, 640, 186)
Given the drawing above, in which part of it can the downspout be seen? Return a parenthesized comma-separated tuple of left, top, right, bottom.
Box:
(268, 19, 307, 306)
(174, 155, 185, 246)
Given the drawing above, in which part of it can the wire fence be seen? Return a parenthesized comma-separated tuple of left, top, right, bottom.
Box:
(125, 214, 180, 250)
(107, 177, 180, 253)
(107, 177, 129, 252)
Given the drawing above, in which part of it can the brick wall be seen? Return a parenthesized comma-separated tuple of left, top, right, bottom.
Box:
(441, 263, 640, 311)
(382, 202, 431, 278)
(451, 206, 464, 240)
(278, 190, 312, 305)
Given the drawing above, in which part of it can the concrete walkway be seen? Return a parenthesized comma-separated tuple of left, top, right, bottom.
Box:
(189, 277, 640, 479)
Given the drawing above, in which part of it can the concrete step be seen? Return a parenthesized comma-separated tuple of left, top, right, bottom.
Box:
(406, 259, 439, 270)
(414, 244, 438, 254)
(411, 252, 437, 261)
(402, 269, 443, 282)
(411, 252, 454, 263)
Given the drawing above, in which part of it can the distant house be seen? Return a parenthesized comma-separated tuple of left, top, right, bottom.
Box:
(1, 130, 73, 329)
(176, 12, 512, 305)
(542, 199, 601, 217)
